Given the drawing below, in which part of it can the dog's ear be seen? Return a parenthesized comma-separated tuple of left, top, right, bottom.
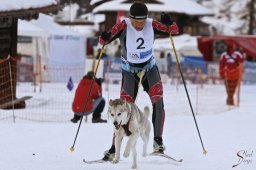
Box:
(109, 99, 113, 106)
(120, 98, 126, 106)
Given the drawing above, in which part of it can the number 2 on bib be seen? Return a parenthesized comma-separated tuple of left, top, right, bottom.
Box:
(136, 38, 145, 49)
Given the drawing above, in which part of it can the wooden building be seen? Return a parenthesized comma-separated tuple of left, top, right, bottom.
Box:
(0, 0, 58, 109)
(92, 0, 213, 36)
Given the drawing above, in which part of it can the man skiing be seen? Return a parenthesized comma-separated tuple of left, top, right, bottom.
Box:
(99, 1, 179, 160)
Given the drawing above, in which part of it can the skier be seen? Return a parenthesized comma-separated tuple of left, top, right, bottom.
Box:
(219, 42, 245, 106)
(99, 2, 179, 160)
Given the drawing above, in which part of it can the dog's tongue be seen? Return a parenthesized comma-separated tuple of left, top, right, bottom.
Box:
(115, 121, 122, 130)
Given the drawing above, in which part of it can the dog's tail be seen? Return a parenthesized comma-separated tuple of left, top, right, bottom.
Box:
(143, 106, 150, 118)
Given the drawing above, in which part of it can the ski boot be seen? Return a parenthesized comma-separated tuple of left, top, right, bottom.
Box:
(102, 145, 115, 161)
(153, 137, 166, 153)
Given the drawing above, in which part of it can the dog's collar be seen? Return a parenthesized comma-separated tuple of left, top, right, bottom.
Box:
(121, 115, 132, 136)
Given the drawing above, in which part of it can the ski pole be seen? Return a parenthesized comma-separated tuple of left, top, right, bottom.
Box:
(169, 33, 207, 155)
(70, 45, 105, 152)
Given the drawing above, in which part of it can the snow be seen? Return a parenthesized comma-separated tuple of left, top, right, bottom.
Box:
(200, 0, 253, 35)
(1, 1, 255, 168)
(0, 83, 255, 170)
(31, 14, 82, 36)
(79, 13, 105, 24)
(90, 0, 104, 6)
(56, 3, 80, 21)
(154, 34, 202, 58)
(74, 13, 106, 35)
(93, 0, 213, 16)
(154, 34, 198, 51)
(0, 0, 57, 12)
(18, 19, 50, 37)
(160, 0, 213, 16)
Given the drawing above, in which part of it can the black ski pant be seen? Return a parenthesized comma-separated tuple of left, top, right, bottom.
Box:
(120, 65, 165, 138)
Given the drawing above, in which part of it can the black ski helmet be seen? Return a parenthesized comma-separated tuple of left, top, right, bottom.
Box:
(129, 2, 148, 20)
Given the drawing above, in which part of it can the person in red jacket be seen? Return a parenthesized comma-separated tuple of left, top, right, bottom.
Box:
(71, 71, 107, 123)
(219, 42, 245, 106)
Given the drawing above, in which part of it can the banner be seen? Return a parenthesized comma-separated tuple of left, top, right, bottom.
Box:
(103, 58, 122, 83)
(49, 35, 86, 82)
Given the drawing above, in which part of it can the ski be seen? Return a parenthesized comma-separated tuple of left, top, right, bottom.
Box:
(149, 152, 183, 163)
(83, 153, 183, 164)
(83, 158, 107, 164)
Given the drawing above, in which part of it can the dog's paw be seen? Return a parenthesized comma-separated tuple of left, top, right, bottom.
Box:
(123, 151, 130, 158)
(112, 159, 119, 164)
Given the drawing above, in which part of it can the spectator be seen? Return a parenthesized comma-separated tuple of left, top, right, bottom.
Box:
(70, 71, 107, 123)
(166, 52, 173, 76)
(219, 42, 245, 106)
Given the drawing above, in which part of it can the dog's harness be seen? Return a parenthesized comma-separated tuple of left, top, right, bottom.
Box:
(121, 115, 132, 136)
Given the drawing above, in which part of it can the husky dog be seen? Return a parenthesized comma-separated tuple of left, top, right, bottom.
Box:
(108, 99, 151, 169)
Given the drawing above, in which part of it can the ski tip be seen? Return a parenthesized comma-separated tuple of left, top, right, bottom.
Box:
(83, 159, 89, 163)
(83, 158, 107, 164)
(203, 150, 208, 155)
(149, 152, 183, 163)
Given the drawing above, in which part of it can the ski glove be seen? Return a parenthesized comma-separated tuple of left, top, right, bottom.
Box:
(161, 13, 173, 26)
(100, 31, 111, 41)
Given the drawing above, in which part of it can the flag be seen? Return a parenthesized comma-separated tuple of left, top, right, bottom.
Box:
(67, 76, 74, 91)
(116, 11, 125, 24)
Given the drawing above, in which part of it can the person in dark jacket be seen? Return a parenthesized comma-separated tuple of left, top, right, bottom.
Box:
(70, 71, 107, 123)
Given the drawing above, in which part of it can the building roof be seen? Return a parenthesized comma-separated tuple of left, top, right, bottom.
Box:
(18, 19, 50, 37)
(55, 19, 94, 26)
(31, 14, 82, 36)
(0, 0, 58, 18)
(198, 35, 256, 61)
(93, 0, 213, 16)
